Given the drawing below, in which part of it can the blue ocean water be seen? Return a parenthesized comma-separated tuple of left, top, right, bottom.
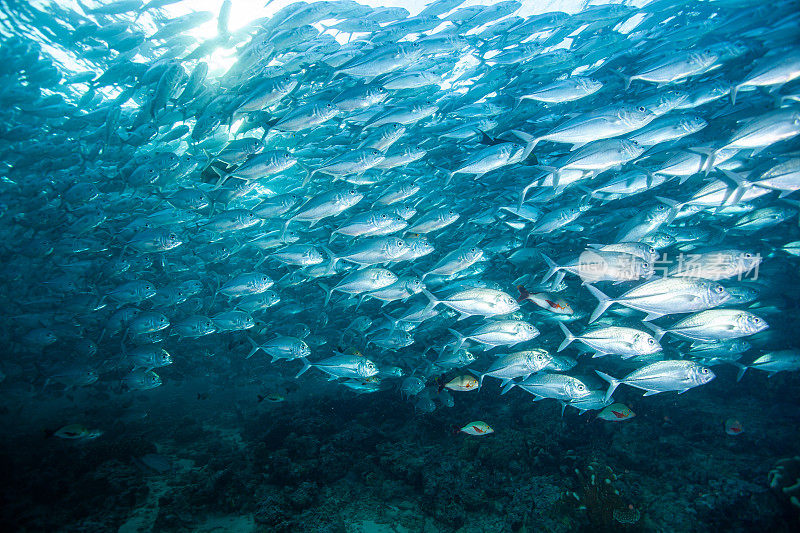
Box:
(1, 0, 799, 531)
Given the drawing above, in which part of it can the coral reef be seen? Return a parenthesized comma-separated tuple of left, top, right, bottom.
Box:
(1, 383, 799, 532)
(561, 460, 641, 531)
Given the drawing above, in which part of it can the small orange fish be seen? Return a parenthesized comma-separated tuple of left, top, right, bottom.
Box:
(724, 418, 744, 435)
(445, 374, 479, 391)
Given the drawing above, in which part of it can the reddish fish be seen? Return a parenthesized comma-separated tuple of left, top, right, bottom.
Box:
(724, 418, 744, 435)
(458, 421, 494, 436)
(517, 285, 573, 314)
(598, 403, 636, 421)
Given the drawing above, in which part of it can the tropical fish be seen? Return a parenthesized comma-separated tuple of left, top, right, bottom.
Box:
(458, 421, 494, 436)
(598, 403, 636, 422)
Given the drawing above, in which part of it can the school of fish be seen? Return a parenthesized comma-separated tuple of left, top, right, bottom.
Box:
(1, 0, 799, 426)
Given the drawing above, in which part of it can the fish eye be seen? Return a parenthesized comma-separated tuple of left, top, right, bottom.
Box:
(643, 262, 649, 268)
(380, 213, 387, 219)
(648, 338, 655, 345)
(326, 103, 332, 108)
(637, 106, 646, 112)
(701, 368, 709, 374)
(715, 286, 724, 293)
(349, 189, 357, 195)
(753, 317, 761, 323)
(744, 253, 752, 258)
(578, 384, 586, 391)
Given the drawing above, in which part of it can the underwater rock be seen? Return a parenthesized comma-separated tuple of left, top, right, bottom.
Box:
(769, 456, 800, 509)
(132, 453, 173, 474)
(563, 460, 641, 531)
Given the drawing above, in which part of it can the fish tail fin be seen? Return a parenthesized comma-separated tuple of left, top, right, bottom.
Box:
(576, 184, 596, 203)
(511, 129, 538, 160)
(585, 283, 614, 323)
(295, 357, 312, 378)
(355, 293, 367, 311)
(642, 321, 666, 342)
(302, 168, 317, 187)
(320, 246, 339, 276)
(718, 169, 749, 206)
(500, 381, 516, 395)
(245, 336, 261, 359)
(691, 146, 719, 175)
(613, 69, 633, 90)
(421, 288, 440, 315)
(518, 180, 535, 208)
(557, 322, 575, 352)
(210, 166, 232, 190)
(208, 272, 221, 312)
(732, 361, 748, 382)
(540, 252, 560, 283)
(381, 312, 398, 334)
(319, 282, 333, 306)
(447, 328, 466, 353)
(595, 370, 621, 403)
